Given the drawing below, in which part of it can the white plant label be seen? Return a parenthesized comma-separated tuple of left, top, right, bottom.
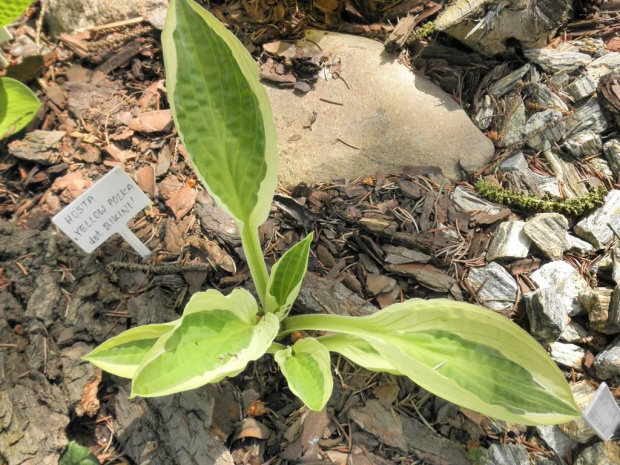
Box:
(583, 382, 620, 441)
(52, 167, 151, 257)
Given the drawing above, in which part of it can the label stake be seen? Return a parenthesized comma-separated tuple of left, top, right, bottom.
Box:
(52, 167, 152, 257)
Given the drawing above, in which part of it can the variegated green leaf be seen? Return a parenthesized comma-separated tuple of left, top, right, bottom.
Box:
(131, 289, 279, 397)
(317, 334, 403, 375)
(267, 232, 313, 317)
(275, 337, 333, 411)
(284, 299, 580, 425)
(83, 322, 176, 378)
(162, 0, 278, 229)
(0, 0, 31, 28)
(0, 77, 41, 139)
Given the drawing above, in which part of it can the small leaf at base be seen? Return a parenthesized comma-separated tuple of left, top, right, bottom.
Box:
(275, 337, 333, 411)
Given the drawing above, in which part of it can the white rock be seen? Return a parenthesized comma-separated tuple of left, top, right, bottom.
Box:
(523, 213, 568, 261)
(603, 139, 620, 177)
(593, 336, 620, 379)
(46, 0, 169, 36)
(524, 49, 591, 73)
(435, 0, 572, 57)
(549, 342, 585, 370)
(563, 234, 595, 257)
(523, 110, 565, 151)
(566, 98, 612, 135)
(574, 442, 620, 465)
(530, 261, 591, 316)
(466, 262, 517, 311)
(559, 381, 597, 443)
(524, 288, 568, 342)
(535, 425, 578, 460)
(499, 152, 528, 172)
(559, 321, 588, 343)
(575, 190, 620, 250)
(562, 130, 602, 157)
(265, 30, 495, 186)
(486, 221, 531, 261)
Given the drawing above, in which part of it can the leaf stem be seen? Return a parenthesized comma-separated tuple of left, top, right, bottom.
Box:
(240, 224, 269, 308)
(282, 313, 361, 336)
(266, 341, 287, 354)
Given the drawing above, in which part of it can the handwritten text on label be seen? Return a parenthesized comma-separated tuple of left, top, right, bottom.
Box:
(52, 167, 150, 253)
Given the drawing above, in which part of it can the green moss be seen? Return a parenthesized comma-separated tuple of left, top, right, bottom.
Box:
(415, 21, 435, 39)
(474, 180, 607, 216)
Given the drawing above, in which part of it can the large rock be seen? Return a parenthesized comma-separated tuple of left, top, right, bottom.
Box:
(265, 30, 494, 187)
(435, 0, 573, 57)
(46, 0, 168, 36)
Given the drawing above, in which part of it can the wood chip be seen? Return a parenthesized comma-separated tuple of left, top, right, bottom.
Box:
(166, 186, 197, 221)
(135, 165, 157, 198)
(129, 110, 174, 133)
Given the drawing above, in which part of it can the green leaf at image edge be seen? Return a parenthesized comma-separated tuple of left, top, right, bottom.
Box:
(131, 289, 279, 397)
(83, 322, 177, 378)
(267, 232, 313, 317)
(275, 337, 333, 411)
(59, 441, 99, 465)
(162, 0, 278, 228)
(0, 0, 32, 28)
(0, 77, 41, 139)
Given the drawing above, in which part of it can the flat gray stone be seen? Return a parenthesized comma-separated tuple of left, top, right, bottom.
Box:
(451, 187, 503, 215)
(535, 425, 578, 460)
(435, 0, 572, 57)
(574, 441, 620, 465)
(466, 262, 517, 311)
(594, 335, 620, 379)
(499, 152, 528, 172)
(524, 288, 568, 342)
(560, 321, 589, 343)
(579, 287, 618, 334)
(549, 342, 585, 371)
(478, 444, 529, 465)
(564, 234, 595, 257)
(530, 261, 591, 317)
(575, 190, 620, 250)
(524, 213, 568, 261)
(265, 30, 494, 187)
(563, 130, 602, 157)
(523, 110, 565, 151)
(603, 139, 620, 177)
(559, 381, 597, 443)
(486, 221, 531, 262)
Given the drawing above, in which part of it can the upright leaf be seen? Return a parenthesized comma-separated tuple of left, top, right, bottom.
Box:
(267, 233, 313, 317)
(132, 289, 279, 397)
(284, 299, 581, 425)
(162, 0, 278, 228)
(83, 322, 176, 378)
(0, 0, 32, 28)
(0, 77, 41, 139)
(274, 337, 333, 411)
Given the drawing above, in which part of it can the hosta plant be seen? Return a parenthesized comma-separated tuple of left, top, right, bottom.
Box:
(85, 0, 581, 426)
